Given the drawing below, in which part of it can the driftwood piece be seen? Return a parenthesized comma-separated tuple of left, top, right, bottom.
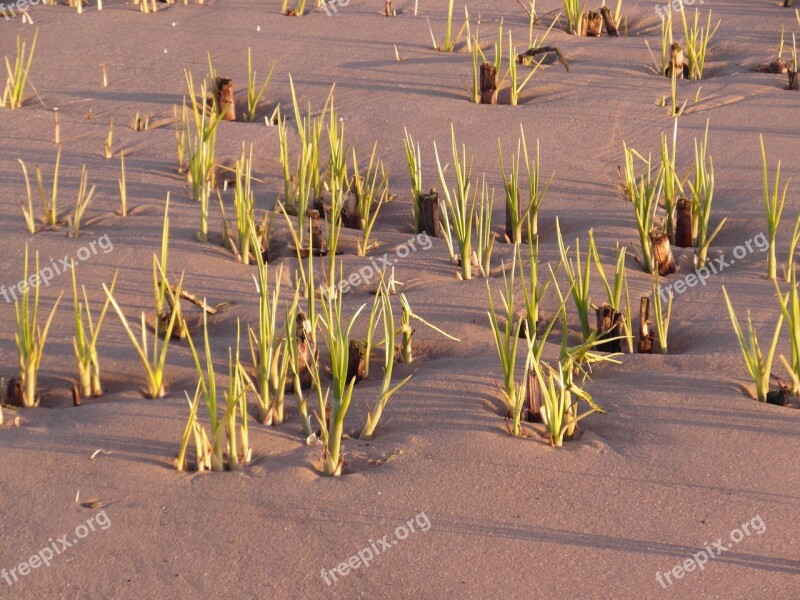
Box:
(639, 297, 653, 354)
(651, 230, 677, 276)
(420, 191, 441, 237)
(675, 197, 693, 248)
(599, 6, 619, 36)
(215, 78, 236, 121)
(347, 339, 368, 384)
(595, 304, 623, 353)
(480, 62, 498, 104)
(517, 46, 570, 72)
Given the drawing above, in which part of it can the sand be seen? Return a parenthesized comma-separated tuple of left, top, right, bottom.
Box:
(1, 1, 799, 598)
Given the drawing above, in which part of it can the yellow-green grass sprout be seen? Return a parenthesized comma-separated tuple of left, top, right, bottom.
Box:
(185, 71, 225, 240)
(402, 128, 425, 233)
(67, 165, 97, 238)
(487, 258, 524, 434)
(180, 316, 251, 471)
(105, 273, 181, 400)
(398, 293, 460, 365)
(722, 286, 783, 403)
(360, 280, 413, 440)
(427, 0, 467, 52)
(517, 230, 555, 342)
(687, 122, 726, 267)
(325, 104, 347, 296)
(760, 135, 791, 280)
(475, 178, 496, 278)
(505, 32, 542, 106)
(775, 271, 800, 394)
(650, 271, 672, 354)
(249, 255, 286, 425)
(19, 147, 62, 229)
(624, 144, 663, 274)
(556, 219, 593, 340)
(1, 30, 37, 110)
(351, 143, 389, 256)
(435, 125, 475, 280)
(678, 4, 720, 81)
(72, 266, 117, 399)
(562, 0, 585, 35)
(317, 286, 366, 476)
(498, 126, 551, 242)
(785, 212, 800, 283)
(15, 246, 63, 407)
(246, 48, 275, 123)
(660, 119, 683, 242)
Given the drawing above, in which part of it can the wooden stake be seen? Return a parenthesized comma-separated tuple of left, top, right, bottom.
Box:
(343, 192, 363, 230)
(675, 197, 693, 248)
(650, 230, 677, 276)
(7, 377, 22, 407)
(215, 77, 236, 121)
(599, 6, 619, 36)
(347, 339, 368, 384)
(638, 297, 653, 354)
(480, 62, 498, 105)
(420, 191, 440, 237)
(525, 370, 541, 423)
(307, 209, 326, 254)
(666, 44, 689, 79)
(595, 304, 623, 353)
(584, 11, 603, 37)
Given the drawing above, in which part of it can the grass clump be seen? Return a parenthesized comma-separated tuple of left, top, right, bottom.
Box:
(72, 267, 117, 399)
(760, 135, 791, 280)
(722, 286, 783, 403)
(15, 246, 63, 407)
(1, 30, 37, 110)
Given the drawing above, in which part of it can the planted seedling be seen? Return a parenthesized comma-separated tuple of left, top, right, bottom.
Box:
(1, 30, 37, 109)
(72, 267, 117, 399)
(14, 246, 62, 407)
(398, 294, 459, 364)
(434, 125, 475, 280)
(760, 135, 791, 280)
(360, 279, 412, 439)
(722, 286, 783, 403)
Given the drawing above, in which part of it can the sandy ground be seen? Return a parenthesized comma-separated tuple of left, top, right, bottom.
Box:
(1, 1, 799, 598)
